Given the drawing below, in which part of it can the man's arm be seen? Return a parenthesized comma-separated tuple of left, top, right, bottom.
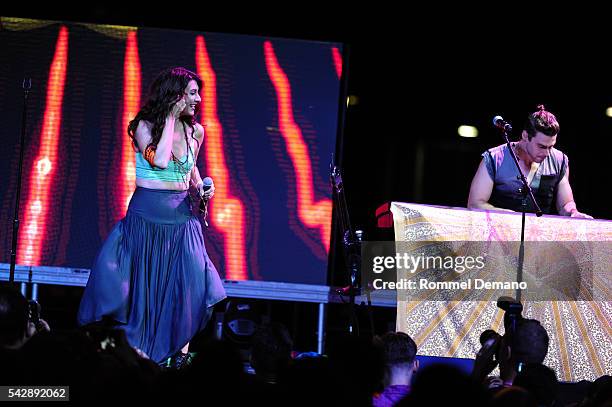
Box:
(468, 158, 513, 212)
(555, 167, 593, 218)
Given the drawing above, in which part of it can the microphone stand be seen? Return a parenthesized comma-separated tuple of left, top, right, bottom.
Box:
(330, 160, 374, 336)
(497, 124, 542, 302)
(9, 78, 32, 286)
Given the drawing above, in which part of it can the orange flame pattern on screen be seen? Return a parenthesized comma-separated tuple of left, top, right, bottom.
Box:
(17, 26, 69, 265)
(119, 30, 141, 217)
(332, 47, 342, 79)
(264, 41, 332, 253)
(195, 35, 248, 280)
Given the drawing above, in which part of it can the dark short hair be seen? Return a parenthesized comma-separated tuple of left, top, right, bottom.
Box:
(524, 104, 559, 140)
(0, 285, 28, 346)
(250, 322, 293, 373)
(513, 318, 549, 364)
(380, 331, 417, 366)
(514, 363, 559, 407)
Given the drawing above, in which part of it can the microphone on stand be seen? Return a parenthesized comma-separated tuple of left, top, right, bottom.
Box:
(492, 115, 512, 132)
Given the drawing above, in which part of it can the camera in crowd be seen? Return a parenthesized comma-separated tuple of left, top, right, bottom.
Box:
(82, 324, 131, 352)
(478, 296, 527, 371)
(27, 300, 41, 326)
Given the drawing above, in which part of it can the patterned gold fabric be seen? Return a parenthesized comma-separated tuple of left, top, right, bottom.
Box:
(391, 202, 611, 381)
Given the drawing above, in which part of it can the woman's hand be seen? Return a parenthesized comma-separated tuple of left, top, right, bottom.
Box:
(170, 98, 186, 119)
(201, 183, 215, 201)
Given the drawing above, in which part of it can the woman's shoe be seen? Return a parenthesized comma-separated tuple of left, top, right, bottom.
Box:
(158, 351, 195, 370)
(173, 352, 190, 369)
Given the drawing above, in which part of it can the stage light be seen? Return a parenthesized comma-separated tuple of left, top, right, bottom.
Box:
(606, 107, 612, 117)
(458, 125, 478, 138)
(222, 300, 262, 346)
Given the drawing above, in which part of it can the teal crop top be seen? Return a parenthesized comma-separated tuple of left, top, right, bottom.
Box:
(135, 151, 195, 182)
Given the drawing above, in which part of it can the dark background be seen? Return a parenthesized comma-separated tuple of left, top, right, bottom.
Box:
(2, 6, 610, 350)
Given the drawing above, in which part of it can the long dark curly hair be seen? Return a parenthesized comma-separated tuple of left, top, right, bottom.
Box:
(128, 67, 203, 150)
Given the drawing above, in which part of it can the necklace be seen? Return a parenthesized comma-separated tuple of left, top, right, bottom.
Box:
(171, 151, 189, 167)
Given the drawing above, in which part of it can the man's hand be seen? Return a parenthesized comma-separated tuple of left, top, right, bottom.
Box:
(471, 338, 499, 382)
(483, 376, 504, 390)
(133, 347, 150, 360)
(26, 318, 50, 339)
(570, 211, 593, 219)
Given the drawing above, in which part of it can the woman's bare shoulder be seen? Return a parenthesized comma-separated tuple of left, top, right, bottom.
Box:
(134, 120, 153, 152)
(137, 119, 153, 131)
(194, 122, 205, 140)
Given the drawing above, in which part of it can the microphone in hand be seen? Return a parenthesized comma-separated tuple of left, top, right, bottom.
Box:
(198, 177, 214, 201)
(198, 177, 214, 227)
